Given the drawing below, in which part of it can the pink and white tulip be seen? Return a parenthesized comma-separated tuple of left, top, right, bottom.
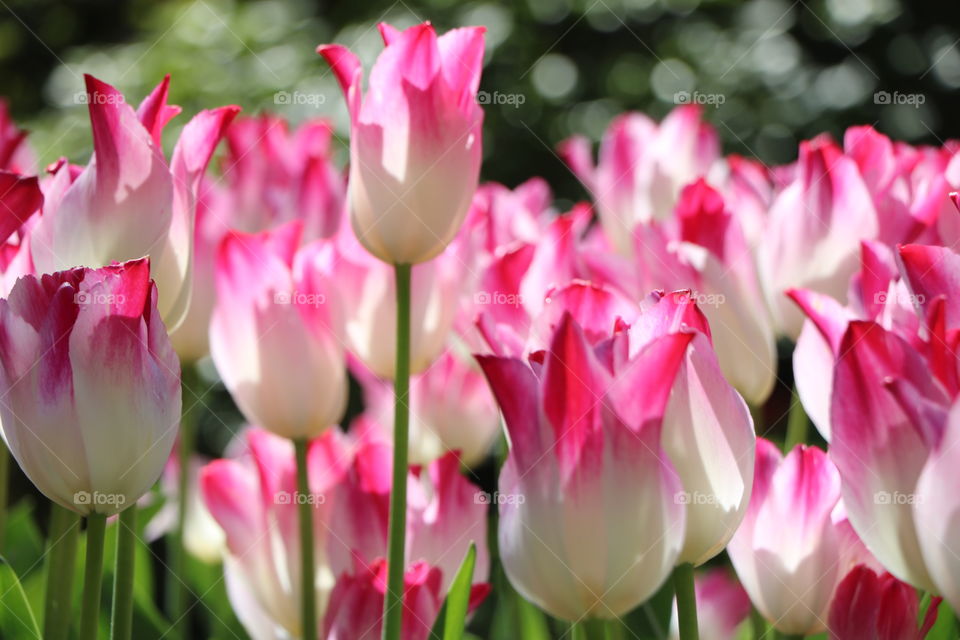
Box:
(728, 440, 872, 636)
(0, 258, 180, 515)
(209, 222, 347, 440)
(477, 312, 692, 620)
(30, 75, 237, 328)
(319, 22, 485, 265)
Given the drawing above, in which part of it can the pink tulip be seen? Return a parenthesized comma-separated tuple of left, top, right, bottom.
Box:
(914, 399, 960, 615)
(327, 427, 490, 596)
(358, 349, 500, 466)
(477, 312, 693, 620)
(319, 22, 485, 265)
(0, 99, 34, 173)
(201, 428, 349, 639)
(0, 258, 180, 515)
(758, 135, 878, 338)
(323, 560, 443, 640)
(728, 440, 872, 636)
(559, 106, 720, 255)
(30, 75, 237, 328)
(331, 223, 473, 378)
(221, 114, 344, 239)
(670, 569, 751, 640)
(210, 221, 347, 440)
(827, 565, 940, 640)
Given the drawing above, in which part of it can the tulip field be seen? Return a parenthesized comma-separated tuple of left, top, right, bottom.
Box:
(1, 2, 960, 640)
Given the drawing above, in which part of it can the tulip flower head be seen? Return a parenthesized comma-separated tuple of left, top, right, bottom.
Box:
(0, 258, 181, 515)
(319, 22, 485, 265)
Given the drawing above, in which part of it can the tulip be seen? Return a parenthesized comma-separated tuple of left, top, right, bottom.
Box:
(209, 221, 347, 440)
(201, 428, 349, 640)
(477, 312, 692, 620)
(0, 98, 33, 172)
(670, 569, 751, 640)
(728, 440, 864, 636)
(327, 429, 490, 595)
(318, 22, 485, 265)
(914, 399, 960, 615)
(758, 135, 878, 338)
(332, 224, 471, 379)
(359, 350, 501, 466)
(0, 257, 180, 514)
(559, 106, 720, 255)
(30, 75, 237, 328)
(323, 560, 443, 640)
(829, 320, 947, 591)
(221, 114, 344, 240)
(828, 564, 941, 640)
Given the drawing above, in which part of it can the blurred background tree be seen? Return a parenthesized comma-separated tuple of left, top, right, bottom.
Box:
(2, 0, 959, 208)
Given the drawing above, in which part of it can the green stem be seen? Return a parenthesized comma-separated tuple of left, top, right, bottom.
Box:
(110, 507, 137, 640)
(80, 512, 108, 640)
(382, 263, 412, 640)
(169, 365, 196, 639)
(295, 438, 316, 640)
(751, 606, 767, 639)
(571, 619, 608, 640)
(0, 440, 8, 551)
(674, 563, 699, 640)
(784, 386, 809, 452)
(43, 504, 80, 640)
(776, 634, 804, 640)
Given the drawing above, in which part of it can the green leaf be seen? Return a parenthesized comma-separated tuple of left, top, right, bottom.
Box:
(430, 543, 478, 640)
(621, 577, 674, 639)
(0, 555, 41, 639)
(922, 595, 957, 640)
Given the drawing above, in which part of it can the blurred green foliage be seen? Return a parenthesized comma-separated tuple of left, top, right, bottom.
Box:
(2, 0, 959, 206)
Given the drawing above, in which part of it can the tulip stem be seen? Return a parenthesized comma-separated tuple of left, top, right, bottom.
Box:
(0, 440, 8, 550)
(571, 619, 611, 639)
(784, 386, 808, 452)
(383, 262, 412, 640)
(43, 503, 80, 640)
(750, 607, 768, 639)
(111, 506, 137, 640)
(169, 365, 197, 640)
(80, 512, 108, 640)
(294, 437, 316, 640)
(674, 563, 700, 640)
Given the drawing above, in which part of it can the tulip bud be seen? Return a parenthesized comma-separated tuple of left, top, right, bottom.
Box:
(0, 258, 180, 515)
(209, 222, 347, 440)
(318, 22, 485, 265)
(728, 440, 868, 636)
